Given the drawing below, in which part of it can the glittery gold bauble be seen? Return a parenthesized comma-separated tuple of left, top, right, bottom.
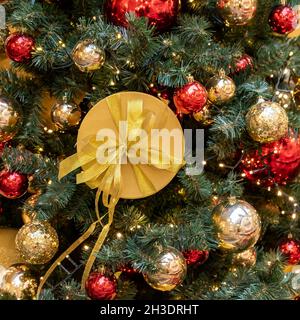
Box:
(143, 247, 187, 291)
(246, 99, 288, 143)
(1, 264, 38, 299)
(216, 0, 257, 26)
(232, 247, 257, 267)
(51, 101, 82, 130)
(206, 70, 236, 105)
(0, 96, 22, 142)
(72, 39, 105, 72)
(212, 198, 261, 252)
(21, 193, 40, 224)
(274, 90, 294, 109)
(193, 104, 214, 126)
(0, 228, 23, 268)
(15, 221, 59, 265)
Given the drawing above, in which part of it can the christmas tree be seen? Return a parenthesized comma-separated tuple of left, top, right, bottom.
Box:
(0, 0, 300, 301)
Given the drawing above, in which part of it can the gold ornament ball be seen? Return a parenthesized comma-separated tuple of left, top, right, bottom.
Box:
(206, 71, 236, 105)
(0, 228, 24, 268)
(213, 198, 261, 252)
(51, 101, 82, 130)
(143, 247, 187, 291)
(193, 104, 214, 126)
(21, 193, 40, 224)
(246, 99, 288, 143)
(232, 247, 257, 267)
(15, 221, 59, 265)
(72, 39, 106, 72)
(1, 264, 38, 300)
(216, 0, 257, 26)
(0, 96, 22, 142)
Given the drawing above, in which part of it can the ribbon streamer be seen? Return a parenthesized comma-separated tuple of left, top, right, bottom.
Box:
(37, 95, 183, 298)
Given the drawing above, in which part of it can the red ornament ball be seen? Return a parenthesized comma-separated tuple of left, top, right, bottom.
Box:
(279, 239, 300, 265)
(105, 0, 179, 32)
(183, 250, 209, 266)
(0, 169, 28, 199)
(5, 33, 35, 63)
(85, 272, 117, 300)
(232, 54, 254, 74)
(173, 81, 208, 114)
(268, 5, 297, 35)
(240, 134, 300, 187)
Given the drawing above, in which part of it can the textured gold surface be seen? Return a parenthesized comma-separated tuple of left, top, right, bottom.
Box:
(213, 198, 261, 252)
(217, 0, 257, 26)
(15, 221, 59, 265)
(0, 96, 22, 142)
(232, 247, 257, 267)
(1, 264, 38, 299)
(72, 39, 105, 72)
(143, 247, 187, 291)
(51, 101, 82, 130)
(246, 100, 288, 143)
(206, 73, 236, 105)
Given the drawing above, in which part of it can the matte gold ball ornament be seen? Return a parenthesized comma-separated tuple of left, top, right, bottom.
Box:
(206, 70, 236, 105)
(0, 96, 22, 142)
(216, 0, 257, 26)
(143, 247, 187, 291)
(15, 221, 59, 265)
(72, 39, 106, 72)
(213, 198, 261, 252)
(51, 98, 82, 130)
(1, 264, 38, 300)
(246, 98, 288, 143)
(232, 247, 257, 267)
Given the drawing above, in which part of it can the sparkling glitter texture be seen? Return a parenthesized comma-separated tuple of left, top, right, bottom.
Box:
(15, 221, 59, 265)
(216, 0, 257, 26)
(246, 99, 288, 143)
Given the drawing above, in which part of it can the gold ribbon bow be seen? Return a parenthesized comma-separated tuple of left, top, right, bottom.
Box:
(37, 95, 183, 297)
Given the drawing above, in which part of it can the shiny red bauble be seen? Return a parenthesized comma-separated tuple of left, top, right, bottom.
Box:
(85, 272, 117, 300)
(173, 81, 208, 114)
(183, 250, 209, 266)
(105, 0, 180, 32)
(240, 134, 300, 187)
(268, 5, 297, 35)
(279, 239, 300, 265)
(0, 169, 28, 199)
(5, 33, 35, 63)
(232, 54, 254, 74)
